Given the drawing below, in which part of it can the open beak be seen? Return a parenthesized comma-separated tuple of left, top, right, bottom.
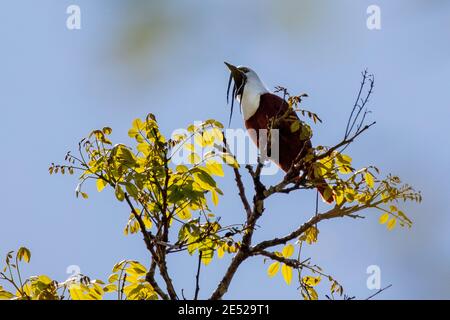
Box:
(224, 62, 240, 79)
(224, 62, 244, 90)
(224, 62, 246, 126)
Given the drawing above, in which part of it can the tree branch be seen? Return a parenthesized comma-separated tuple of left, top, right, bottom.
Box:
(252, 205, 362, 253)
(124, 193, 178, 300)
(145, 260, 169, 300)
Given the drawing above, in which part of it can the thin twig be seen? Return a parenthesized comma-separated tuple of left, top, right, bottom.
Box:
(366, 284, 392, 300)
(194, 251, 203, 300)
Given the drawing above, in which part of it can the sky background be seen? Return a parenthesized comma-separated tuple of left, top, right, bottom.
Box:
(0, 0, 449, 299)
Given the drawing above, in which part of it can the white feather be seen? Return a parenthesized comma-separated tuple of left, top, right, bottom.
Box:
(236, 68, 269, 120)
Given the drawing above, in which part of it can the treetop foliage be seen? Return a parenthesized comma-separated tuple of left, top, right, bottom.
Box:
(1, 72, 421, 300)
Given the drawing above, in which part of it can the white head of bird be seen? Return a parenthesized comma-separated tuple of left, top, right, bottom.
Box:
(225, 62, 269, 123)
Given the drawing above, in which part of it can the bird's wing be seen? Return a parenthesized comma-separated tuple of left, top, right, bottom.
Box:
(245, 93, 312, 172)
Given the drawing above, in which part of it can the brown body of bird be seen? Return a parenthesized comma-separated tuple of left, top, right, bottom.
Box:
(225, 62, 333, 203)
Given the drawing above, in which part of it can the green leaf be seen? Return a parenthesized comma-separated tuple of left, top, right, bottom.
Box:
(290, 121, 300, 133)
(125, 183, 139, 198)
(115, 185, 125, 202)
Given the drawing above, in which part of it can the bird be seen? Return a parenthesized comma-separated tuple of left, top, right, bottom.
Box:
(224, 62, 333, 203)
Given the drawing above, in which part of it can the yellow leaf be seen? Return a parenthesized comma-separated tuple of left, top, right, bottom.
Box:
(217, 245, 225, 259)
(194, 133, 205, 147)
(17, 247, 31, 263)
(112, 260, 127, 273)
(0, 290, 14, 300)
(304, 287, 319, 300)
(335, 189, 345, 205)
(281, 264, 293, 285)
(108, 273, 119, 283)
(142, 215, 152, 229)
(303, 276, 321, 287)
(176, 165, 189, 173)
(205, 160, 224, 177)
(177, 207, 191, 220)
(379, 213, 389, 224)
(344, 188, 356, 202)
(336, 154, 352, 165)
(267, 262, 280, 278)
(365, 172, 375, 188)
(282, 244, 294, 258)
(128, 261, 147, 275)
(387, 217, 397, 231)
(299, 227, 319, 245)
(184, 143, 195, 152)
(389, 205, 398, 212)
(96, 178, 107, 192)
(201, 250, 214, 266)
(222, 153, 239, 168)
(211, 190, 219, 206)
(69, 285, 89, 300)
(188, 152, 201, 165)
(210, 128, 223, 142)
(202, 131, 214, 146)
(103, 284, 118, 293)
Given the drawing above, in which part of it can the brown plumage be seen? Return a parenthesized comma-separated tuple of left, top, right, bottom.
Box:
(245, 93, 333, 203)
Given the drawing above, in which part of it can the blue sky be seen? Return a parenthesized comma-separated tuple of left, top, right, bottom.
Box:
(0, 0, 449, 299)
